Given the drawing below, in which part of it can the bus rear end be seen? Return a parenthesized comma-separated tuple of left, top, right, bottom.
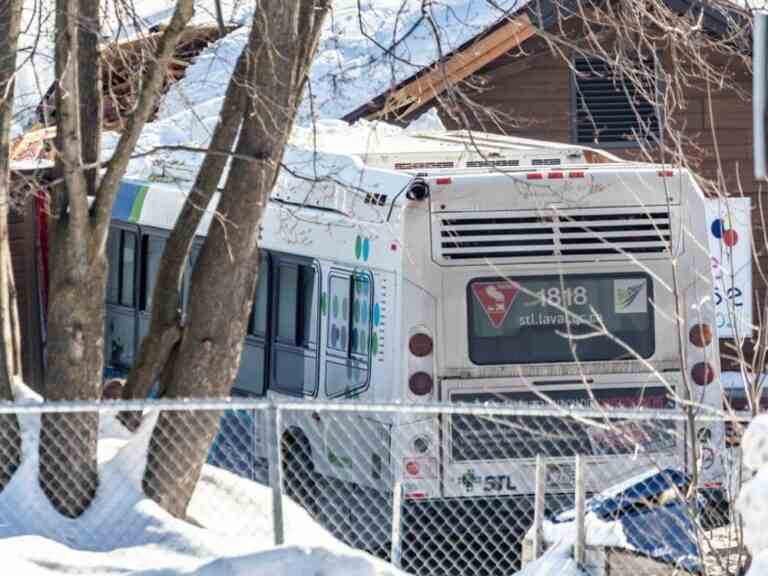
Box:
(397, 163, 723, 505)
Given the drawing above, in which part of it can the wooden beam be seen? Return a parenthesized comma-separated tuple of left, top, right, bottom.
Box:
(373, 14, 537, 120)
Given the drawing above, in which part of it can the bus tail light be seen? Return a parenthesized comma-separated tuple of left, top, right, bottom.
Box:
(689, 324, 713, 348)
(409, 333, 433, 357)
(403, 457, 437, 479)
(409, 372, 434, 396)
(691, 362, 716, 386)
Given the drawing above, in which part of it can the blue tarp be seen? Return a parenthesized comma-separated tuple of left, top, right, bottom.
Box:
(550, 468, 703, 573)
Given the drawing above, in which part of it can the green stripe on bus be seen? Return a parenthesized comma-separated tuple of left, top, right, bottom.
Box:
(128, 186, 149, 222)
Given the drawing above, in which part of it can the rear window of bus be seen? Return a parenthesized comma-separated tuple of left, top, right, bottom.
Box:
(467, 273, 654, 364)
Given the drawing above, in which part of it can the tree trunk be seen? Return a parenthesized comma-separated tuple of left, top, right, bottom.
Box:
(39, 0, 195, 517)
(143, 0, 330, 518)
(38, 0, 102, 518)
(0, 0, 24, 491)
(121, 47, 252, 414)
(79, 0, 101, 198)
(39, 232, 106, 516)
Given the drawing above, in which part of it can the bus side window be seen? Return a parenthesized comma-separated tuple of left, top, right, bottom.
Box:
(235, 255, 270, 398)
(140, 235, 165, 311)
(105, 229, 138, 371)
(325, 271, 372, 398)
(107, 230, 137, 308)
(247, 255, 270, 337)
(120, 232, 137, 308)
(271, 259, 319, 396)
(106, 232, 119, 304)
(182, 244, 201, 313)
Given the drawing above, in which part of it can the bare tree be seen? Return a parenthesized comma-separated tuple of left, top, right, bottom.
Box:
(19, 0, 330, 518)
(39, 0, 195, 517)
(0, 0, 23, 492)
(138, 0, 330, 518)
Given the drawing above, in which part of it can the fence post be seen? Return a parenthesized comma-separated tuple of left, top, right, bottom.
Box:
(266, 403, 285, 546)
(574, 454, 585, 566)
(390, 480, 403, 569)
(532, 455, 546, 560)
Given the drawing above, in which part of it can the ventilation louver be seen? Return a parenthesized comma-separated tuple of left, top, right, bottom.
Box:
(436, 209, 672, 263)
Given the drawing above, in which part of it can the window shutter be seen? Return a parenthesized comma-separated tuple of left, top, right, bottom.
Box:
(574, 56, 661, 146)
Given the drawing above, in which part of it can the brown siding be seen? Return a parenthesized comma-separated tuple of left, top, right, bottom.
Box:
(9, 195, 43, 392)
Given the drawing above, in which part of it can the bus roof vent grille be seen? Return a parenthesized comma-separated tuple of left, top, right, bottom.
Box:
(436, 209, 672, 263)
(394, 161, 455, 170)
(465, 159, 520, 168)
(531, 158, 561, 166)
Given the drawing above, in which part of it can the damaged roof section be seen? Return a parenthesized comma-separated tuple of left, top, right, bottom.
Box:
(35, 23, 235, 133)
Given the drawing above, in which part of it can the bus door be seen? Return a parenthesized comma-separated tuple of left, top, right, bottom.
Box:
(267, 256, 324, 472)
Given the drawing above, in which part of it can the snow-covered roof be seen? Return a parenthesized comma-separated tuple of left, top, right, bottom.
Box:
(15, 0, 752, 182)
(100, 0, 529, 182)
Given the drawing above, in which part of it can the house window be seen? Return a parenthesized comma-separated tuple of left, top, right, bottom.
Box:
(326, 271, 373, 398)
(572, 56, 661, 146)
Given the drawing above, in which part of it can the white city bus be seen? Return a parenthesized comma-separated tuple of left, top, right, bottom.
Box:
(99, 131, 724, 513)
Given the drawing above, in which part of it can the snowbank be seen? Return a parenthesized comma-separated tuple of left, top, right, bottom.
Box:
(515, 543, 586, 576)
(0, 383, 407, 575)
(737, 414, 768, 575)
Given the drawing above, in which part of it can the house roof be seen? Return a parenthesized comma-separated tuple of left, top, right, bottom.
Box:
(36, 24, 235, 132)
(342, 0, 750, 124)
(11, 24, 235, 163)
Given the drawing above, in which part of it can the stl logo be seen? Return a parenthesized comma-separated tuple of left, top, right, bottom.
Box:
(461, 469, 482, 493)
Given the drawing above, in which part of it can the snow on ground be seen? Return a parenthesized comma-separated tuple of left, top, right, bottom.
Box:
(515, 543, 586, 576)
(0, 382, 406, 575)
(736, 414, 768, 576)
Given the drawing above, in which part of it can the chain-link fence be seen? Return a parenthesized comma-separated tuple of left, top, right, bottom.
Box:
(0, 398, 754, 575)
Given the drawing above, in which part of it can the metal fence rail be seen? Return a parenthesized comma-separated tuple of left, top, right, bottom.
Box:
(0, 398, 753, 576)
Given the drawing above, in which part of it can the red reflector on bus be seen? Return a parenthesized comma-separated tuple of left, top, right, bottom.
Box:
(409, 372, 434, 396)
(527, 173, 544, 180)
(568, 171, 585, 178)
(436, 177, 452, 185)
(547, 172, 564, 179)
(406, 491, 427, 500)
(691, 362, 715, 386)
(689, 324, 713, 348)
(658, 170, 674, 177)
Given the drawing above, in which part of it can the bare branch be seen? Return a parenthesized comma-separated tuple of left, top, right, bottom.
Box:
(91, 0, 195, 249)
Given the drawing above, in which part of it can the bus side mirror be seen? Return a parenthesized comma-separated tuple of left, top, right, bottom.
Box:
(755, 12, 768, 180)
